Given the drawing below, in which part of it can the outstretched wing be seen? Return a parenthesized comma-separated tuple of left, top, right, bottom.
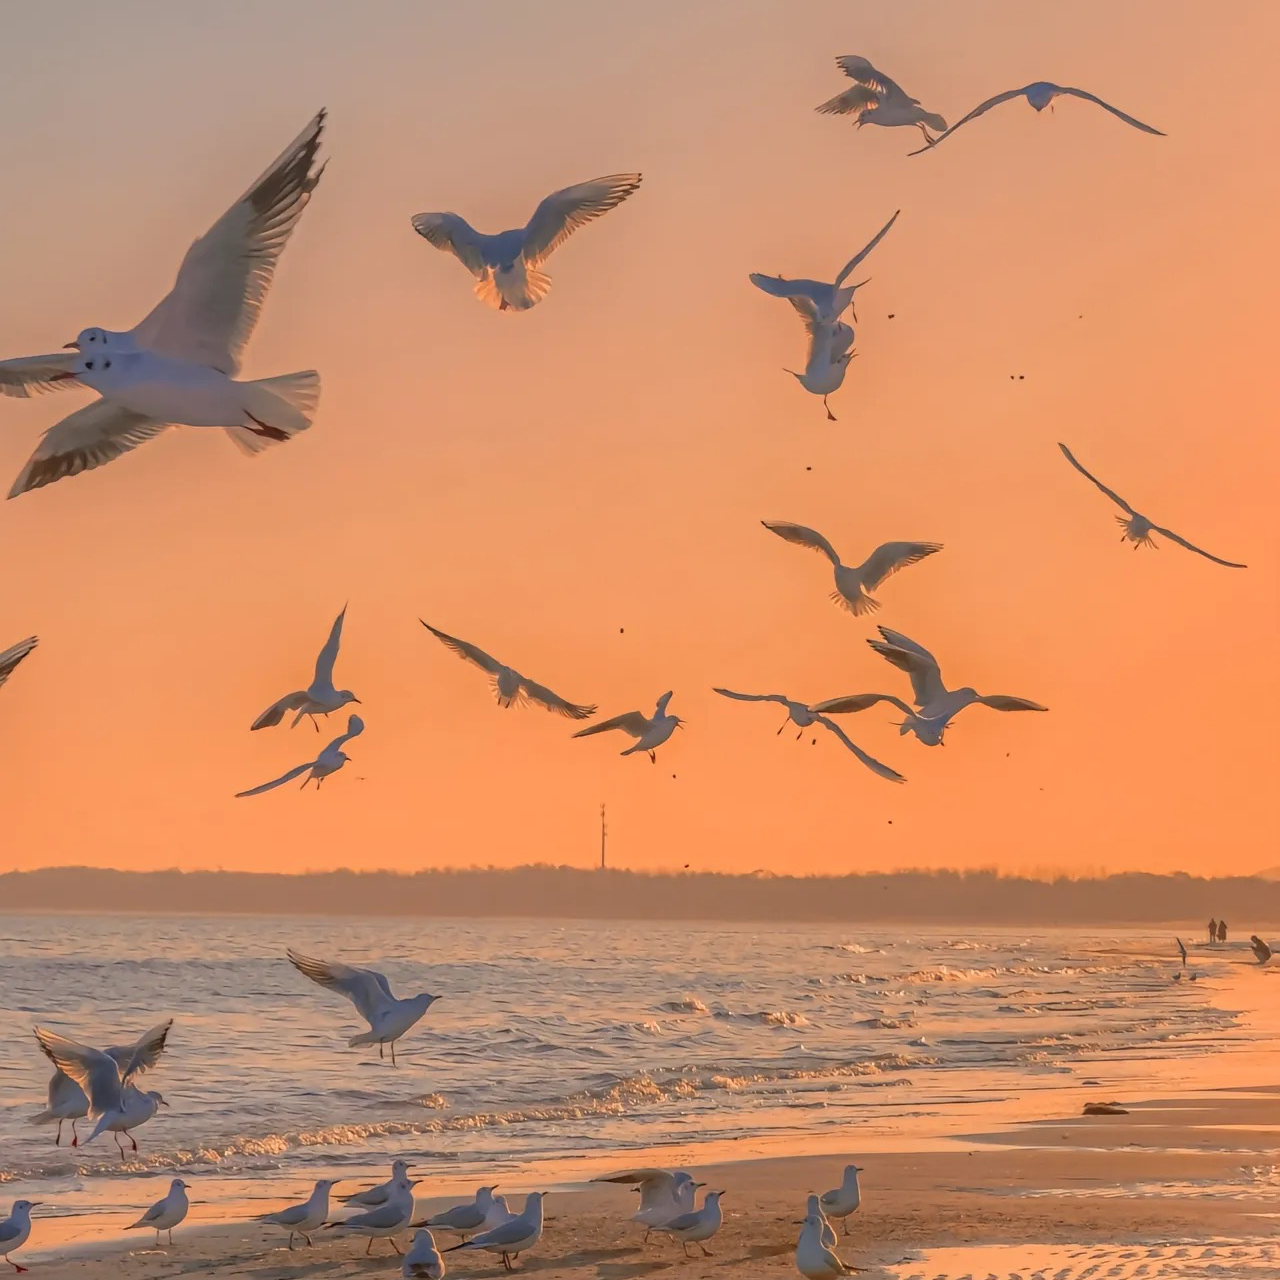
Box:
(812, 692, 913, 716)
(868, 627, 946, 708)
(333, 714, 365, 749)
(975, 695, 1048, 712)
(815, 83, 881, 117)
(1150, 525, 1246, 568)
(860, 541, 943, 591)
(1058, 443, 1135, 514)
(835, 55, 909, 101)
(8, 402, 170, 499)
(908, 86, 1028, 154)
(712, 688, 788, 706)
(132, 110, 327, 374)
(33, 1027, 125, 1113)
(748, 274, 825, 306)
(286, 949, 394, 1024)
(235, 761, 314, 797)
(0, 353, 80, 398)
(519, 676, 596, 720)
(572, 711, 649, 739)
(761, 520, 841, 566)
(833, 210, 900, 288)
(1061, 87, 1165, 135)
(104, 1020, 173, 1084)
(410, 212, 491, 277)
(420, 622, 504, 676)
(250, 689, 310, 731)
(313, 605, 347, 687)
(815, 717, 906, 782)
(521, 173, 643, 266)
(0, 636, 38, 691)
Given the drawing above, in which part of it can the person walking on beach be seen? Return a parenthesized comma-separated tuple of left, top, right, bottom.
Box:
(1208, 918, 1217, 943)
(1217, 920, 1228, 943)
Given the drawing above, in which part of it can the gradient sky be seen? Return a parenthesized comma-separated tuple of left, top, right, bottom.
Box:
(2, 1, 1276, 876)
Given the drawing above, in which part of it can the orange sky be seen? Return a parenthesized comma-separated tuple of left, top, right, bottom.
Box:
(1, 1, 1276, 877)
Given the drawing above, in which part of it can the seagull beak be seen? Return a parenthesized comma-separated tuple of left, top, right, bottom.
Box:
(158, 1098, 170, 1107)
(63, 340, 79, 350)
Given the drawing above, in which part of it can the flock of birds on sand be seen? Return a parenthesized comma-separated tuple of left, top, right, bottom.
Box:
(0, 39, 1250, 1277)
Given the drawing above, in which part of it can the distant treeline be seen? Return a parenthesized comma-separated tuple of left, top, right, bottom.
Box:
(2, 865, 1278, 926)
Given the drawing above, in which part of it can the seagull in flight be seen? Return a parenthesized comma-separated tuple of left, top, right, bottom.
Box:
(910, 82, 1163, 155)
(252, 606, 361, 731)
(420, 622, 595, 719)
(572, 691, 682, 762)
(411, 174, 642, 311)
(713, 688, 904, 782)
(0, 111, 326, 496)
(1058, 443, 1246, 567)
(750, 210, 899, 326)
(591, 1169, 704, 1242)
(0, 637, 38, 693)
(816, 57, 947, 145)
(235, 714, 364, 796)
(33, 1021, 171, 1157)
(762, 521, 942, 615)
(286, 950, 439, 1066)
(783, 309, 856, 420)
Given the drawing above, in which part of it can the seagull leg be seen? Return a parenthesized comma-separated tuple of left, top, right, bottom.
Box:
(796, 728, 804, 741)
(288, 1234, 295, 1250)
(168, 1230, 175, 1245)
(824, 396, 837, 422)
(55, 1119, 62, 1145)
(776, 720, 787, 735)
(391, 1239, 403, 1256)
(71, 1119, 79, 1146)
(649, 751, 656, 764)
(114, 1131, 126, 1160)
(312, 715, 321, 733)
(130, 1131, 139, 1152)
(699, 1245, 714, 1257)
(682, 1242, 694, 1258)
(366, 1238, 374, 1256)
(8, 1260, 29, 1275)
(391, 1041, 397, 1067)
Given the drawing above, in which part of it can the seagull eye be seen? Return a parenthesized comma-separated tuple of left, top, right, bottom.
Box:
(85, 360, 95, 370)
(104, 359, 111, 369)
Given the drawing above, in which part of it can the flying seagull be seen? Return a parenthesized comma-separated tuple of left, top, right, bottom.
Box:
(236, 714, 364, 796)
(411, 174, 643, 311)
(910, 82, 1163, 155)
(286, 950, 438, 1066)
(591, 1169, 703, 1242)
(783, 307, 856, 420)
(252, 606, 361, 731)
(1, 110, 326, 496)
(572, 691, 683, 762)
(421, 622, 595, 719)
(0, 637, 38, 693)
(1058, 443, 1246, 567)
(816, 57, 947, 144)
(762, 521, 941, 615)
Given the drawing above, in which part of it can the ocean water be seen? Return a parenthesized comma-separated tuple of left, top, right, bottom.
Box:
(0, 915, 1256, 1232)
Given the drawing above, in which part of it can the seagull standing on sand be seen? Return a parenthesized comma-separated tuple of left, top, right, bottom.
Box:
(287, 950, 439, 1066)
(750, 211, 899, 326)
(33, 1021, 171, 1157)
(128, 1179, 189, 1247)
(796, 1211, 853, 1279)
(762, 521, 942, 615)
(421, 623, 595, 719)
(819, 1165, 863, 1223)
(343, 1161, 414, 1208)
(816, 57, 947, 144)
(236, 714, 364, 796)
(0, 637, 38, 693)
(444, 1192, 545, 1272)
(0, 1201, 40, 1275)
(403, 1229, 446, 1280)
(0, 111, 327, 497)
(413, 1186, 502, 1240)
(651, 1190, 724, 1258)
(259, 1178, 341, 1249)
(592, 1168, 703, 1242)
(909, 81, 1163, 155)
(252, 606, 361, 731)
(804, 1195, 837, 1249)
(1058, 443, 1246, 567)
(411, 174, 643, 311)
(326, 1176, 419, 1256)
(571, 692, 683, 763)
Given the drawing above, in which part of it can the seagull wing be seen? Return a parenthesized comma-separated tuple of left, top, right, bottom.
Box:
(812, 692, 913, 716)
(1149, 525, 1247, 568)
(592, 1168, 676, 1187)
(868, 628, 946, 707)
(833, 210, 900, 288)
(131, 110, 327, 374)
(762, 520, 841, 566)
(1060, 87, 1165, 135)
(286, 949, 395, 1024)
(815, 716, 906, 782)
(835, 55, 906, 98)
(975, 695, 1048, 712)
(332, 714, 365, 749)
(815, 84, 882, 117)
(0, 353, 80, 398)
(33, 1027, 125, 1113)
(235, 761, 315, 797)
(420, 622, 504, 676)
(748, 274, 825, 306)
(519, 676, 596, 720)
(0, 636, 38, 690)
(250, 689, 311, 730)
(712, 688, 789, 706)
(520, 173, 643, 266)
(313, 605, 347, 687)
(8, 402, 170, 499)
(786, 295, 826, 340)
(104, 1020, 173, 1084)
(1057, 443, 1136, 514)
(859, 541, 943, 591)
(908, 86, 1029, 154)
(572, 711, 650, 739)
(410, 212, 492, 277)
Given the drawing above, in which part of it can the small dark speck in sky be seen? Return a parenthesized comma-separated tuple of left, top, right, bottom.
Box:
(805, 466, 812, 471)
(888, 314, 895, 319)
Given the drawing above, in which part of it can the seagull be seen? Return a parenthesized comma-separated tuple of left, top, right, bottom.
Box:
(343, 1161, 414, 1208)
(762, 521, 942, 615)
(421, 623, 595, 719)
(0, 637, 38, 693)
(853, 627, 1047, 745)
(909, 82, 1163, 155)
(235, 714, 365, 796)
(413, 1186, 502, 1239)
(592, 1168, 703, 1241)
(795, 1211, 853, 1279)
(650, 1190, 724, 1258)
(0, 1202, 39, 1275)
(481, 1197, 515, 1230)
(804, 1195, 837, 1249)
(1176, 938, 1188, 969)
(411, 174, 643, 311)
(326, 1177, 419, 1256)
(32, 1021, 171, 1157)
(819, 1165, 863, 1222)
(287, 950, 439, 1066)
(443, 1192, 545, 1272)
(816, 57, 947, 145)
(750, 210, 900, 325)
(403, 1229, 446, 1280)
(127, 1178, 190, 1247)
(712, 689, 904, 782)
(783, 305, 856, 420)
(259, 1178, 341, 1249)
(571, 691, 683, 762)
(1058, 443, 1246, 567)
(1, 110, 326, 497)
(252, 606, 361, 731)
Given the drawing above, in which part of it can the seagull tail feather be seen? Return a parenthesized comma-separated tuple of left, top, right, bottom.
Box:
(240, 370, 321, 440)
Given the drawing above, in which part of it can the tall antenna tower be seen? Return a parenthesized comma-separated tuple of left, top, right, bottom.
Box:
(600, 802, 607, 870)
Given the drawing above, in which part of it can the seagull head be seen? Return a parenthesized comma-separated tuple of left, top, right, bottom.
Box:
(148, 1090, 169, 1107)
(73, 351, 131, 391)
(12, 1202, 41, 1214)
(337, 690, 361, 708)
(65, 326, 113, 352)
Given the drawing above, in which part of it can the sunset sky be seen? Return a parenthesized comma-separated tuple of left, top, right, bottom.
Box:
(1, 1, 1276, 877)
